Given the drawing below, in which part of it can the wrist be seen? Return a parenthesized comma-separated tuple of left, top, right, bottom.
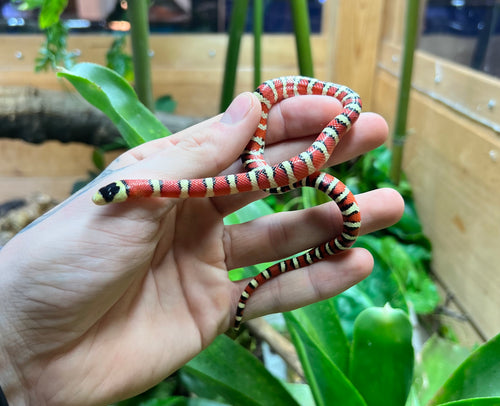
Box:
(0, 348, 29, 406)
(0, 259, 30, 405)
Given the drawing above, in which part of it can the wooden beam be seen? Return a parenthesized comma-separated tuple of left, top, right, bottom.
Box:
(373, 68, 500, 340)
(327, 0, 385, 110)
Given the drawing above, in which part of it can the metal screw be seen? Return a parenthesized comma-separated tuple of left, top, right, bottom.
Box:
(148, 49, 155, 58)
(489, 150, 498, 162)
(14, 51, 23, 60)
(487, 99, 496, 110)
(434, 63, 443, 84)
(208, 50, 216, 58)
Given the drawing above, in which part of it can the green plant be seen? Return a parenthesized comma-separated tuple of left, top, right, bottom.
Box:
(28, 1, 495, 404)
(61, 61, 500, 406)
(390, 0, 421, 184)
(15, 0, 77, 71)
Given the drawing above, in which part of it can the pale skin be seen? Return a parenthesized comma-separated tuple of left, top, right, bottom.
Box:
(0, 92, 404, 405)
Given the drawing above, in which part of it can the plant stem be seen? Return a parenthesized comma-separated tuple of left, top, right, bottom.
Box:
(253, 0, 263, 88)
(291, 0, 317, 206)
(290, 0, 314, 77)
(128, 0, 155, 112)
(390, 0, 420, 184)
(220, 0, 249, 112)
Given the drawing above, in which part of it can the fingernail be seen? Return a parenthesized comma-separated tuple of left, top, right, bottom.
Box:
(220, 92, 253, 124)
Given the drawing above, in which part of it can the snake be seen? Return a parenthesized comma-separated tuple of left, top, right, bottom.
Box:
(92, 76, 362, 330)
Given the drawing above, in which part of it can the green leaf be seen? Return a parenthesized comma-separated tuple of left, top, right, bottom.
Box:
(285, 310, 367, 406)
(436, 398, 500, 406)
(17, 0, 44, 11)
(225, 200, 276, 281)
(58, 62, 171, 148)
(106, 35, 134, 83)
(349, 305, 414, 406)
(429, 333, 500, 404)
(155, 95, 178, 113)
(333, 285, 375, 340)
(224, 199, 275, 225)
(379, 236, 440, 314)
(139, 398, 187, 406)
(181, 335, 299, 406)
(411, 335, 470, 405)
(389, 201, 432, 247)
(39, 0, 67, 29)
(92, 148, 106, 171)
(287, 299, 350, 373)
(354, 235, 408, 311)
(187, 399, 231, 406)
(282, 383, 315, 406)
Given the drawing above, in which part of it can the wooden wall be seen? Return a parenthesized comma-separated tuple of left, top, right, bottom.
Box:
(1, 1, 499, 344)
(357, 0, 499, 343)
(0, 34, 330, 118)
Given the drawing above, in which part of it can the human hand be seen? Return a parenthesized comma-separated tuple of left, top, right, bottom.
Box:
(0, 91, 404, 405)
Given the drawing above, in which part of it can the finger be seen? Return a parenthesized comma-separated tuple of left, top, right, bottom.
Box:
(102, 92, 262, 179)
(106, 94, 384, 176)
(224, 188, 404, 270)
(230, 248, 374, 324)
(212, 112, 388, 216)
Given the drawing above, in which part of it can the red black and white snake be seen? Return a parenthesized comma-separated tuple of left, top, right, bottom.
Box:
(92, 76, 362, 329)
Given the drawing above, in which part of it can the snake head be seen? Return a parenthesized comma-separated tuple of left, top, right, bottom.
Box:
(92, 181, 128, 205)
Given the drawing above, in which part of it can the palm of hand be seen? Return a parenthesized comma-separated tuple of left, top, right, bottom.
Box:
(0, 92, 403, 405)
(3, 192, 236, 403)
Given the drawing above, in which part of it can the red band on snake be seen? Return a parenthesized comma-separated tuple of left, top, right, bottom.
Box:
(92, 76, 362, 330)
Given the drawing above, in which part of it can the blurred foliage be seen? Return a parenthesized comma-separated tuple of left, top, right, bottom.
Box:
(106, 35, 135, 83)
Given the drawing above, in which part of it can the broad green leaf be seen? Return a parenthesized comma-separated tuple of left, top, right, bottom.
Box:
(156, 95, 178, 113)
(354, 235, 408, 311)
(285, 311, 367, 406)
(181, 335, 299, 406)
(436, 398, 500, 406)
(379, 236, 440, 314)
(333, 285, 375, 340)
(282, 383, 315, 406)
(187, 399, 231, 406)
(389, 201, 432, 247)
(349, 305, 414, 406)
(139, 398, 187, 406)
(106, 35, 134, 83)
(429, 333, 500, 404)
(58, 62, 170, 148)
(39, 0, 67, 28)
(412, 335, 470, 405)
(288, 298, 350, 373)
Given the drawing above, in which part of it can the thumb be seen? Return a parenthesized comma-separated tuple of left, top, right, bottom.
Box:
(183, 91, 261, 178)
(115, 92, 262, 180)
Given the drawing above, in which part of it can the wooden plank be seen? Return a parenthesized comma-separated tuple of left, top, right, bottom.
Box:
(328, 0, 385, 110)
(0, 139, 121, 202)
(0, 34, 328, 117)
(0, 176, 82, 202)
(380, 0, 406, 44)
(379, 42, 500, 131)
(0, 139, 121, 177)
(373, 68, 500, 339)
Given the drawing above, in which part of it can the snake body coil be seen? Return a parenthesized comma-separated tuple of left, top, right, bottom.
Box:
(93, 76, 362, 329)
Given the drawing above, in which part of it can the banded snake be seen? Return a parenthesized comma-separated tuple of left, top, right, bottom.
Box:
(92, 76, 362, 330)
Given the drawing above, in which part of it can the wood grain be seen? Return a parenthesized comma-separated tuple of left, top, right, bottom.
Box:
(0, 34, 327, 117)
(328, 0, 385, 110)
(374, 68, 500, 339)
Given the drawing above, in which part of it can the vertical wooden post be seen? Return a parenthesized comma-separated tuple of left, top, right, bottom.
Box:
(324, 0, 385, 110)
